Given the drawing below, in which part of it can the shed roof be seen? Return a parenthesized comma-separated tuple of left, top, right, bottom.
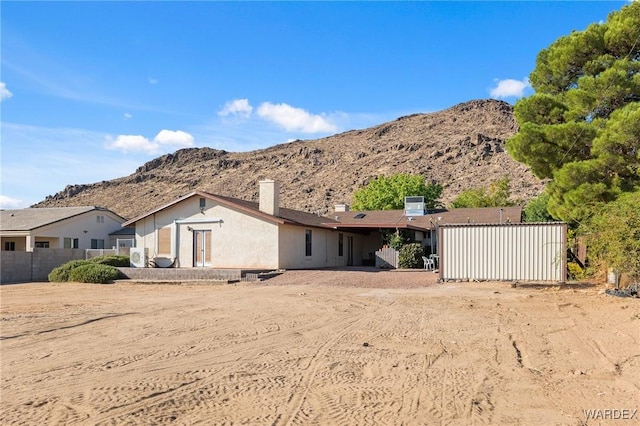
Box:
(1, 206, 122, 232)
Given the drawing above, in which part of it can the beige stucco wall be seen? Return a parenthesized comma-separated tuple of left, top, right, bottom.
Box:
(279, 225, 326, 269)
(134, 196, 280, 269)
(278, 226, 365, 269)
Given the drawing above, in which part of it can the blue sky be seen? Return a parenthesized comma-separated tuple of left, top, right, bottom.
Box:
(0, 1, 630, 209)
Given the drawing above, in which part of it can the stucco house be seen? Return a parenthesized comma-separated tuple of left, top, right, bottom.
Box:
(122, 180, 366, 269)
(1, 206, 126, 251)
(123, 180, 523, 270)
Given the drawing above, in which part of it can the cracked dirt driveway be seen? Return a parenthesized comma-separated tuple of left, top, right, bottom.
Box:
(1, 270, 638, 425)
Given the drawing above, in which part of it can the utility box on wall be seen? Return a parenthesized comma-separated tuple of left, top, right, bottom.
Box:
(438, 223, 567, 282)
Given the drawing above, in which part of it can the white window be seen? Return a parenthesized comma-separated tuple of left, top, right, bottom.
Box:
(305, 230, 312, 257)
(64, 238, 79, 249)
(91, 239, 105, 249)
(96, 215, 105, 223)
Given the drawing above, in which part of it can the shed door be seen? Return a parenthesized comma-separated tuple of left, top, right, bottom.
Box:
(193, 230, 211, 267)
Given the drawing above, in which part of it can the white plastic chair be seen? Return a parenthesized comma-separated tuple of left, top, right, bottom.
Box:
(422, 256, 434, 271)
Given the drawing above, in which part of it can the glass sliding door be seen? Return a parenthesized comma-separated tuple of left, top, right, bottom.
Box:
(193, 230, 211, 267)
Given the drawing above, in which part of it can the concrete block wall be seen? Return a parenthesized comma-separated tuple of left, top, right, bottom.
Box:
(31, 248, 86, 282)
(118, 267, 242, 282)
(2, 249, 262, 284)
(1, 251, 33, 283)
(1, 249, 86, 284)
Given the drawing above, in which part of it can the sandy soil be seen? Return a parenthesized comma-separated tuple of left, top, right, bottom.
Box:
(1, 270, 638, 425)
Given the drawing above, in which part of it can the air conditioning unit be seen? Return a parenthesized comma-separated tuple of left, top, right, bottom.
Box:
(130, 247, 148, 268)
(405, 196, 426, 216)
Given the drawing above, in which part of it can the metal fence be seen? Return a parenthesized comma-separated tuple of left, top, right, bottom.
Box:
(439, 223, 567, 282)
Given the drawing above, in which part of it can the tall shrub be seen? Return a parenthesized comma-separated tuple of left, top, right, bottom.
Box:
(399, 243, 425, 269)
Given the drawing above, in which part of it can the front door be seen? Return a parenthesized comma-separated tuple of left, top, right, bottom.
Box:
(193, 230, 211, 267)
(347, 236, 354, 266)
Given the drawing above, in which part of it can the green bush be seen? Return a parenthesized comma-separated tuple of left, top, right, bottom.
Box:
(48, 255, 130, 282)
(48, 259, 92, 282)
(89, 255, 130, 267)
(68, 263, 124, 284)
(567, 262, 585, 281)
(399, 243, 425, 269)
(388, 233, 406, 251)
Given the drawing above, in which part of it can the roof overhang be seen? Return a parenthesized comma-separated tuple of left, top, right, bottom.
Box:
(323, 222, 431, 232)
(0, 231, 30, 237)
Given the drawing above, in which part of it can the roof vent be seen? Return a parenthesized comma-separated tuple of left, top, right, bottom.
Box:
(405, 196, 425, 216)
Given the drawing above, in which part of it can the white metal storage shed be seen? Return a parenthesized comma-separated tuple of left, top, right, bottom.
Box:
(438, 223, 567, 282)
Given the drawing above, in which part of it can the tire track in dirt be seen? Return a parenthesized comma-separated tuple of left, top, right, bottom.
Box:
(302, 300, 403, 424)
(278, 303, 388, 426)
(0, 313, 135, 340)
(72, 293, 382, 425)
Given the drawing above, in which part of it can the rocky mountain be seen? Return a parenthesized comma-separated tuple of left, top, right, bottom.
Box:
(35, 99, 545, 220)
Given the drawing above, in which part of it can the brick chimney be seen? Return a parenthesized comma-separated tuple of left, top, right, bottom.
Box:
(259, 179, 279, 216)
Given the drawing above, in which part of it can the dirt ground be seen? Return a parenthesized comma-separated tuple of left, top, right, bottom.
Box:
(1, 269, 638, 425)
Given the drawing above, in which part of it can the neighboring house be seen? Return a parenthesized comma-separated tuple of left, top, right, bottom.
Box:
(123, 179, 523, 270)
(1, 206, 126, 251)
(109, 227, 135, 252)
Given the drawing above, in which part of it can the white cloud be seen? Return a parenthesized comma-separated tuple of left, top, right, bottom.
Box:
(0, 82, 13, 101)
(148, 77, 159, 85)
(105, 130, 195, 154)
(0, 195, 28, 209)
(124, 112, 132, 120)
(256, 102, 338, 133)
(154, 129, 194, 147)
(489, 78, 531, 99)
(106, 134, 156, 154)
(218, 98, 253, 118)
